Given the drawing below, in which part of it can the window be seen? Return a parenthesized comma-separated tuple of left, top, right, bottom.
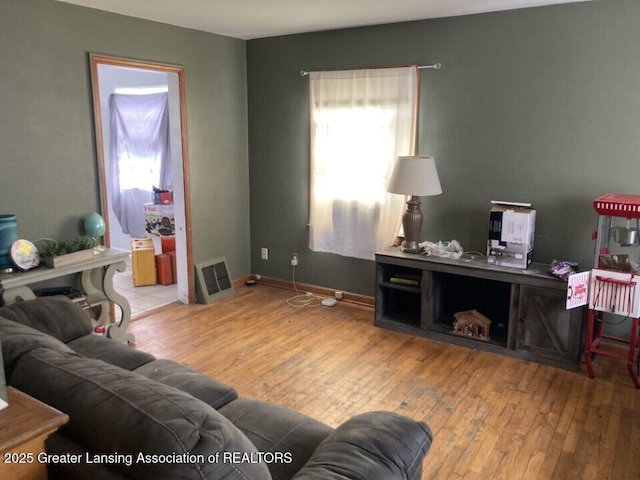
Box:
(308, 66, 418, 260)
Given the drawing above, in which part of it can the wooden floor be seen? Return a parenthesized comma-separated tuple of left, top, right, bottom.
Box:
(128, 284, 640, 480)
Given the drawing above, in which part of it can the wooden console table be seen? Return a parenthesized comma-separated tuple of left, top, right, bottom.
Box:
(0, 387, 69, 480)
(0, 249, 134, 344)
(375, 247, 585, 370)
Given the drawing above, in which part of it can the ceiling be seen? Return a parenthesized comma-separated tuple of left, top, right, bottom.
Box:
(56, 0, 592, 40)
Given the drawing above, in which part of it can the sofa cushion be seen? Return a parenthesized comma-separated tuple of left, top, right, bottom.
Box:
(0, 297, 93, 343)
(134, 359, 238, 409)
(46, 433, 125, 480)
(291, 411, 433, 480)
(11, 348, 272, 480)
(218, 397, 333, 480)
(0, 316, 76, 381)
(67, 333, 155, 370)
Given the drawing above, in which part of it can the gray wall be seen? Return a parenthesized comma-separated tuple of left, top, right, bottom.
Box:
(247, 0, 640, 296)
(0, 0, 250, 280)
(3, 0, 640, 300)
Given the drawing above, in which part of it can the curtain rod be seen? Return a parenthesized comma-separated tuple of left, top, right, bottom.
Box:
(299, 63, 441, 76)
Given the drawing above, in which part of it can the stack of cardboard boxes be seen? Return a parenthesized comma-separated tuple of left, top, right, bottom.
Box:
(131, 237, 177, 287)
(486, 201, 536, 269)
(155, 237, 177, 285)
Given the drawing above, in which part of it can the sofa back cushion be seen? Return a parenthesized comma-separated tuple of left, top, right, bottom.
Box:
(11, 348, 271, 480)
(291, 411, 433, 480)
(67, 334, 155, 371)
(218, 397, 332, 480)
(0, 297, 93, 343)
(134, 359, 238, 409)
(0, 317, 76, 381)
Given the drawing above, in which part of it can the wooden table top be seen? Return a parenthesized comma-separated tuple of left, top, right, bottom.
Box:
(0, 387, 69, 452)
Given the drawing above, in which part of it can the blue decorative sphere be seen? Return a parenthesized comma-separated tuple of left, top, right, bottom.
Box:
(84, 212, 106, 238)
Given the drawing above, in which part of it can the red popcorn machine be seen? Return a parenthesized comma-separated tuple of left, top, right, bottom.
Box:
(583, 193, 640, 387)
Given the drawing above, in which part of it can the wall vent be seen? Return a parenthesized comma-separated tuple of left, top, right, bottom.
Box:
(194, 257, 235, 304)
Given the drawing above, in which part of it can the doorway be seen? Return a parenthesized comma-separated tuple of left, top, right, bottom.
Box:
(90, 54, 194, 310)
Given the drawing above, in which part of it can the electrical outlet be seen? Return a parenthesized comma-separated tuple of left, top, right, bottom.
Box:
(335, 291, 343, 300)
(291, 253, 298, 266)
(261, 248, 269, 260)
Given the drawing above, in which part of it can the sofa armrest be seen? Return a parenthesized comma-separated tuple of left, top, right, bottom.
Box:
(292, 411, 433, 480)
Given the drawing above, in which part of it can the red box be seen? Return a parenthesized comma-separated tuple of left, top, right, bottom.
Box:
(155, 254, 175, 285)
(159, 192, 173, 205)
(167, 251, 177, 283)
(161, 236, 176, 253)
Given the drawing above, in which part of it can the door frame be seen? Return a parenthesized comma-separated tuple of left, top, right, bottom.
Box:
(89, 53, 194, 304)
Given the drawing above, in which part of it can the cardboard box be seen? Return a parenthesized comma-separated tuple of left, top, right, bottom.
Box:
(154, 189, 173, 205)
(144, 203, 175, 237)
(167, 251, 177, 283)
(159, 191, 173, 205)
(161, 236, 176, 253)
(131, 238, 156, 286)
(155, 253, 175, 285)
(486, 201, 536, 269)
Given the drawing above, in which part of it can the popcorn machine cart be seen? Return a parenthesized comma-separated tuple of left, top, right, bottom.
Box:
(583, 193, 640, 388)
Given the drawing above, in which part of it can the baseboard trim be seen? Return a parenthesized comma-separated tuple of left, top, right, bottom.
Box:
(234, 276, 251, 288)
(234, 274, 374, 307)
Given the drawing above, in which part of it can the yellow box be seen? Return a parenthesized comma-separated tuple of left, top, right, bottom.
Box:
(131, 238, 156, 287)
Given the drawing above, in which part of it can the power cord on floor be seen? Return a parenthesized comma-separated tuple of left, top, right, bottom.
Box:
(286, 264, 328, 308)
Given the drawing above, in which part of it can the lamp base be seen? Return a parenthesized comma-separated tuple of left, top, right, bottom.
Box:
(400, 196, 423, 254)
(400, 241, 422, 254)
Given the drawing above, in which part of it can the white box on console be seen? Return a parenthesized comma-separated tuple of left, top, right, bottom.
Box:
(486, 201, 536, 269)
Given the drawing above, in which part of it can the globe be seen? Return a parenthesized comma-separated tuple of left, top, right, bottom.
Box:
(84, 212, 106, 238)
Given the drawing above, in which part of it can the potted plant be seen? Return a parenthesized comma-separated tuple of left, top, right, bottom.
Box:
(42, 236, 96, 268)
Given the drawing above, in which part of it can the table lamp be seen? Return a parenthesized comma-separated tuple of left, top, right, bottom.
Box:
(387, 155, 442, 253)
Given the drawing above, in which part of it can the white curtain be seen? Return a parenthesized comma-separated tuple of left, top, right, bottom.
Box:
(309, 67, 418, 260)
(109, 92, 171, 237)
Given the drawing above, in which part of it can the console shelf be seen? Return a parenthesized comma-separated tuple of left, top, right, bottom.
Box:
(375, 248, 585, 370)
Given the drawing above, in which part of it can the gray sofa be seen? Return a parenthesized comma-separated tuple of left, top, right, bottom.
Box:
(0, 297, 433, 479)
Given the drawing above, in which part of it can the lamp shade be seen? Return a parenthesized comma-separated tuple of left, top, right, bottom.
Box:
(387, 156, 442, 196)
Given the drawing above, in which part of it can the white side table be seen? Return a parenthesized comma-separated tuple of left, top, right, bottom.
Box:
(0, 249, 134, 343)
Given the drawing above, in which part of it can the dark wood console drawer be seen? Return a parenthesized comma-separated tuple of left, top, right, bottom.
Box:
(516, 285, 585, 370)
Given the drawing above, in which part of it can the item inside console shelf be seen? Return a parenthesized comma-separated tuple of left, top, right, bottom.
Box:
(389, 274, 421, 287)
(453, 309, 491, 341)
